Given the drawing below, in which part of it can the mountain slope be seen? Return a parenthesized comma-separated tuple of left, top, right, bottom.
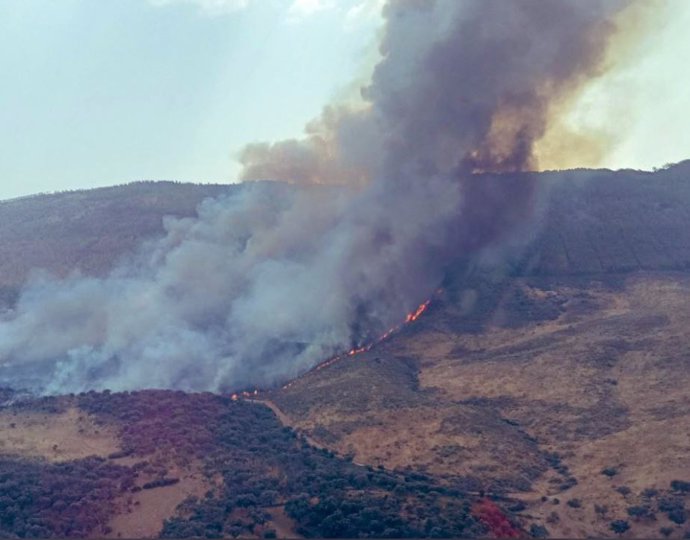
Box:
(0, 181, 233, 305)
(268, 272, 690, 538)
(2, 165, 690, 537)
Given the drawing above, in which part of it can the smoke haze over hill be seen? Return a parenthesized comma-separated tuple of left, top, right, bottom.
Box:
(0, 0, 635, 394)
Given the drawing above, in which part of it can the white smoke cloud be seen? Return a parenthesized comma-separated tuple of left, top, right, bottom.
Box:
(0, 179, 453, 394)
(0, 0, 631, 395)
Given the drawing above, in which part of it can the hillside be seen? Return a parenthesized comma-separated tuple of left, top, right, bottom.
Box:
(0, 181, 233, 306)
(522, 161, 690, 275)
(0, 390, 496, 539)
(266, 162, 690, 538)
(2, 165, 690, 538)
(2, 162, 690, 295)
(269, 272, 690, 538)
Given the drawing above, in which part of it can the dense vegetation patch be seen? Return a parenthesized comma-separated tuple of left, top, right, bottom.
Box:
(0, 457, 134, 538)
(0, 390, 501, 538)
(153, 395, 488, 538)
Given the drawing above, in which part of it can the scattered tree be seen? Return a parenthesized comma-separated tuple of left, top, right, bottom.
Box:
(602, 467, 619, 478)
(610, 520, 630, 535)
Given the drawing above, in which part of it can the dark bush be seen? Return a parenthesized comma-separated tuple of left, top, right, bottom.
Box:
(610, 520, 630, 535)
(142, 477, 180, 490)
(559, 477, 578, 491)
(659, 496, 685, 514)
(594, 504, 609, 516)
(529, 524, 548, 538)
(669, 509, 687, 525)
(0, 456, 134, 538)
(627, 505, 653, 519)
(508, 501, 526, 512)
(107, 449, 133, 460)
(672, 481, 690, 493)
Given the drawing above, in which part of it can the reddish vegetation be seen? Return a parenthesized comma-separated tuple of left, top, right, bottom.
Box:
(472, 499, 523, 538)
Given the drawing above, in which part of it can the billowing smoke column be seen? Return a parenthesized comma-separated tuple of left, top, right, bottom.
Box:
(0, 0, 629, 394)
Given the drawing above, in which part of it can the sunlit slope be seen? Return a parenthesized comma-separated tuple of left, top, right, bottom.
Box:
(270, 269, 690, 538)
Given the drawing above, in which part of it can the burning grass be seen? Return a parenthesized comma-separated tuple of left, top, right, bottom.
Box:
(280, 297, 436, 393)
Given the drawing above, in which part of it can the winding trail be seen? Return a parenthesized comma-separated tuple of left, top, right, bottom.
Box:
(247, 399, 325, 450)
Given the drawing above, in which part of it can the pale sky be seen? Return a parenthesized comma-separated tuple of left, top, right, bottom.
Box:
(0, 0, 383, 200)
(554, 1, 690, 173)
(1, 0, 689, 201)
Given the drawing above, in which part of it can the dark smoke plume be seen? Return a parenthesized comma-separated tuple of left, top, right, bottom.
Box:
(241, 0, 628, 180)
(0, 0, 630, 394)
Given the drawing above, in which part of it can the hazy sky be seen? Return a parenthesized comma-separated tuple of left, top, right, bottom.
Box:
(1, 0, 689, 201)
(0, 0, 382, 200)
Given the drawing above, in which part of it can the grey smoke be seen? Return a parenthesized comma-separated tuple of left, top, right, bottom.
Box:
(0, 0, 629, 394)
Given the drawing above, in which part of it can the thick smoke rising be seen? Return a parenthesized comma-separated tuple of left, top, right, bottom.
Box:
(0, 0, 629, 394)
(241, 0, 628, 180)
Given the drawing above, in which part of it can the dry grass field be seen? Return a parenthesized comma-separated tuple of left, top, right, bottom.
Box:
(0, 406, 120, 462)
(270, 272, 690, 537)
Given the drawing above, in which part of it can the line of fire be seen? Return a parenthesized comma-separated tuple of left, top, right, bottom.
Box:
(231, 292, 440, 400)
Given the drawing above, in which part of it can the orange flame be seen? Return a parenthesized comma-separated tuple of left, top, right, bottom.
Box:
(405, 300, 430, 323)
(231, 389, 260, 400)
(301, 297, 435, 377)
(243, 293, 442, 397)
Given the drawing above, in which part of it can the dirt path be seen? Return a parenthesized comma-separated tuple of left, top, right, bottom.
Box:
(247, 399, 327, 452)
(265, 506, 302, 539)
(248, 399, 391, 470)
